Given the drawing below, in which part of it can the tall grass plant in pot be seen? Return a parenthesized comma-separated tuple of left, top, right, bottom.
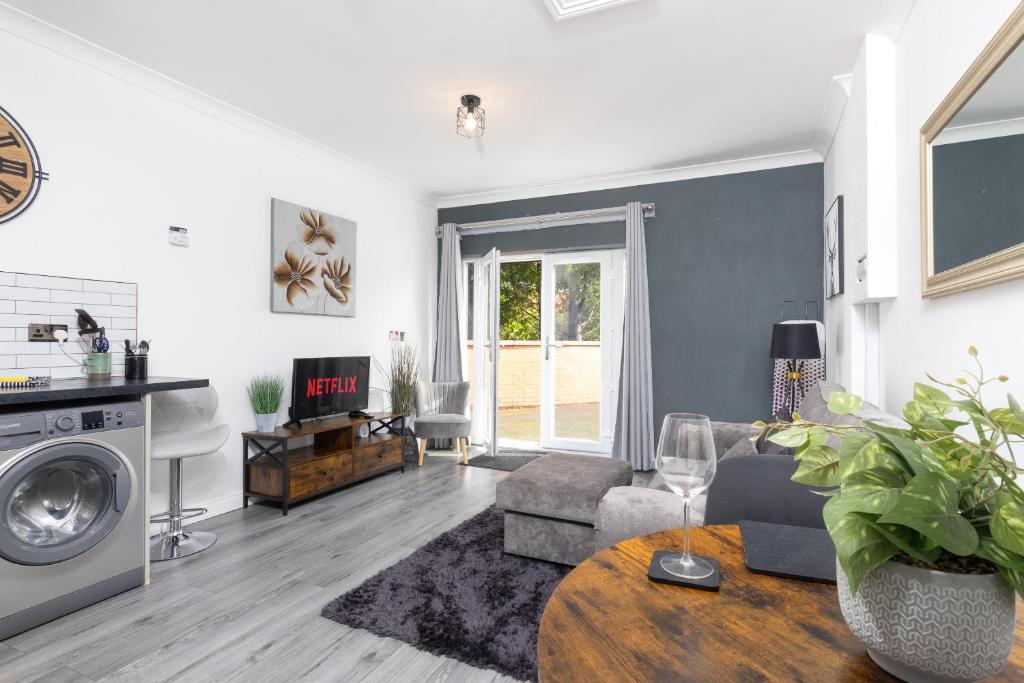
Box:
(762, 348, 1023, 681)
(376, 342, 420, 465)
(247, 374, 285, 433)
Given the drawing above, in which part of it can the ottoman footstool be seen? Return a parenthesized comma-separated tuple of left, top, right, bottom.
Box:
(495, 453, 633, 566)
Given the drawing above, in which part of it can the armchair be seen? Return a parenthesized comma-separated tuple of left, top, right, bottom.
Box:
(413, 381, 471, 465)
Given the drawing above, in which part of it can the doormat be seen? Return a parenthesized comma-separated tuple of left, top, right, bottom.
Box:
(463, 453, 542, 472)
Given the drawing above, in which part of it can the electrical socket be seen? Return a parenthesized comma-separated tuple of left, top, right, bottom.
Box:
(28, 323, 69, 342)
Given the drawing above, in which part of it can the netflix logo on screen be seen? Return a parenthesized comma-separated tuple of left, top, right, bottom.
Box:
(290, 356, 370, 421)
(306, 376, 359, 397)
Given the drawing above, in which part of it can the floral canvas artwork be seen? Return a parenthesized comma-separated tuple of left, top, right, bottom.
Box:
(270, 198, 356, 316)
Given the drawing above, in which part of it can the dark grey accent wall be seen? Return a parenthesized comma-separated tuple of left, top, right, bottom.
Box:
(439, 163, 824, 425)
(932, 133, 1024, 273)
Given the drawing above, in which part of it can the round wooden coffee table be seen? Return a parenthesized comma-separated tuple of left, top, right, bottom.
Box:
(538, 525, 1024, 682)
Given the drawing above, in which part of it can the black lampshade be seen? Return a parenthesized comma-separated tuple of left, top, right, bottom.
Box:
(770, 323, 821, 360)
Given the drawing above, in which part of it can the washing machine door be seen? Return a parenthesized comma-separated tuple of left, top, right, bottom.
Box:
(0, 441, 132, 565)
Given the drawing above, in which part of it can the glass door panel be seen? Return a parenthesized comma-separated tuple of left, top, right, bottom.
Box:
(469, 249, 500, 455)
(540, 250, 623, 454)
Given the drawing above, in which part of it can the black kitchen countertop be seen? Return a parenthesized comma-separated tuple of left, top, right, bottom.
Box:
(0, 376, 209, 406)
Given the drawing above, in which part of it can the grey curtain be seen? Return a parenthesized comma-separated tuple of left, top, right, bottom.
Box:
(433, 223, 463, 382)
(613, 202, 656, 471)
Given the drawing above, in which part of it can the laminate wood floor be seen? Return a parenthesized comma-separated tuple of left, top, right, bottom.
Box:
(1, 455, 521, 683)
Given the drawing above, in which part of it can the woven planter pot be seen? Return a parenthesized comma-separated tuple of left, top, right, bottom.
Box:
(837, 558, 1016, 682)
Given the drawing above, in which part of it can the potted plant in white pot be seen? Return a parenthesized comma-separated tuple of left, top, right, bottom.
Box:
(762, 348, 1022, 682)
(247, 374, 284, 433)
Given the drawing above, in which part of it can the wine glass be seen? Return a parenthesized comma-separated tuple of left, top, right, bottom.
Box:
(656, 413, 717, 579)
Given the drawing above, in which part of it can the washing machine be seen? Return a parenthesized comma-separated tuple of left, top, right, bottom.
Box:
(0, 399, 145, 640)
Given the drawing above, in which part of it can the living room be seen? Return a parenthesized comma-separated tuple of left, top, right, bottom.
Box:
(1, 0, 1023, 681)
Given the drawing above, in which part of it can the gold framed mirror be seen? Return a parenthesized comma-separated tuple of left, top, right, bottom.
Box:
(921, 3, 1024, 298)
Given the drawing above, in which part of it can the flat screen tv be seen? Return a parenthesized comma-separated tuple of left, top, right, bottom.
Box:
(289, 356, 371, 423)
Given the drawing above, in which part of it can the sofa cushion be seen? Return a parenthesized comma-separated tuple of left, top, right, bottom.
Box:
(496, 453, 633, 525)
(722, 437, 758, 459)
(796, 381, 848, 423)
(413, 413, 470, 439)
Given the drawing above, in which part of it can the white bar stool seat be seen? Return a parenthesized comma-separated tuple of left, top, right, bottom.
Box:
(149, 387, 229, 561)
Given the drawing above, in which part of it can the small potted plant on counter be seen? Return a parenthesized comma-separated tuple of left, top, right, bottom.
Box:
(247, 374, 285, 433)
(761, 347, 1023, 682)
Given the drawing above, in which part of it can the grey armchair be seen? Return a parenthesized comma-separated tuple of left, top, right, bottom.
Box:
(414, 381, 471, 465)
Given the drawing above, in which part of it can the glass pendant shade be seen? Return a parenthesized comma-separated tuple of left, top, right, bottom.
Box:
(457, 95, 485, 138)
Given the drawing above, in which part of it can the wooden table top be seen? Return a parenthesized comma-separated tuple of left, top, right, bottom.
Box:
(538, 525, 1024, 682)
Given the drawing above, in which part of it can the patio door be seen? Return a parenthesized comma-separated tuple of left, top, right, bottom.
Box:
(540, 250, 624, 454)
(469, 248, 501, 455)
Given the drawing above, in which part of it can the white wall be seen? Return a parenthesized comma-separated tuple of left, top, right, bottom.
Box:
(0, 9, 438, 523)
(826, 0, 1024, 429)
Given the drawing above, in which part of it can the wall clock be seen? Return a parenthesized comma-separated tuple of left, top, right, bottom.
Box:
(0, 106, 48, 224)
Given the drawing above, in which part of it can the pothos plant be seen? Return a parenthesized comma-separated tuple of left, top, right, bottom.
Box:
(759, 347, 1024, 597)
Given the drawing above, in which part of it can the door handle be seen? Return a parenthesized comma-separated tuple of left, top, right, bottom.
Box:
(545, 338, 560, 361)
(112, 470, 131, 513)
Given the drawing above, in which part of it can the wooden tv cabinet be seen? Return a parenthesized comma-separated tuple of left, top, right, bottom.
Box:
(241, 413, 408, 515)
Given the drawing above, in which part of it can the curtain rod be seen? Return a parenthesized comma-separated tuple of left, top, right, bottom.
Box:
(435, 203, 655, 236)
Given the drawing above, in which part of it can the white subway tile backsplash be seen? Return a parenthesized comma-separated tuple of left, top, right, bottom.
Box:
(50, 290, 111, 305)
(0, 286, 51, 302)
(16, 301, 80, 316)
(50, 366, 87, 379)
(82, 280, 136, 295)
(0, 272, 137, 378)
(17, 354, 84, 368)
(85, 304, 136, 318)
(0, 342, 52, 354)
(16, 274, 83, 291)
(0, 313, 50, 327)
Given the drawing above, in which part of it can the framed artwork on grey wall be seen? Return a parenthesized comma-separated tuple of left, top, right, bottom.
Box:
(824, 195, 844, 299)
(270, 198, 356, 316)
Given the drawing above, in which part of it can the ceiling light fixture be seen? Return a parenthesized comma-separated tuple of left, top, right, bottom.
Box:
(456, 94, 485, 138)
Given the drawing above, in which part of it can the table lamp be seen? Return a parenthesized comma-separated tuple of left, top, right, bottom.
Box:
(769, 323, 822, 416)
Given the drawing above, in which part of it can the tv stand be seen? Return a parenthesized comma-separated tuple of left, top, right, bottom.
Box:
(241, 412, 408, 515)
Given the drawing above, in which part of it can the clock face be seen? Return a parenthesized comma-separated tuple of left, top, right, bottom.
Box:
(0, 106, 47, 224)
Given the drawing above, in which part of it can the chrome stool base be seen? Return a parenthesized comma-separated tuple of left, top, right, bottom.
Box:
(150, 530, 217, 562)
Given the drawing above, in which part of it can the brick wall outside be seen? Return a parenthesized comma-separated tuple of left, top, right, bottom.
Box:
(466, 341, 601, 408)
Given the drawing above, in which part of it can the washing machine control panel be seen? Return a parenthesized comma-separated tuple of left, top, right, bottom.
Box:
(44, 402, 144, 437)
(0, 400, 144, 449)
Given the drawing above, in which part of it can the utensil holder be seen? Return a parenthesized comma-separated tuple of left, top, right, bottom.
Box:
(125, 354, 148, 380)
(87, 352, 112, 380)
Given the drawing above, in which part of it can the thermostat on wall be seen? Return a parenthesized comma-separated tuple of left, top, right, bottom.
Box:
(168, 226, 190, 247)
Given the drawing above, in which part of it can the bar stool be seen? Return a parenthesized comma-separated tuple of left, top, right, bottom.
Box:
(149, 387, 229, 561)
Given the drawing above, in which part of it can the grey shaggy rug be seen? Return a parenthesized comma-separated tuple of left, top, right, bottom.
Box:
(321, 505, 570, 681)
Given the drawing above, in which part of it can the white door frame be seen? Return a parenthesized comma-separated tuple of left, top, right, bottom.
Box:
(467, 249, 500, 454)
(540, 249, 624, 454)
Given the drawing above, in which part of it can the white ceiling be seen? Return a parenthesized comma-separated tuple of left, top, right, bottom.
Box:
(6, 0, 895, 200)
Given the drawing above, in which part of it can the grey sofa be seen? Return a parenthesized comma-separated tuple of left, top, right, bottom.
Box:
(592, 381, 904, 551)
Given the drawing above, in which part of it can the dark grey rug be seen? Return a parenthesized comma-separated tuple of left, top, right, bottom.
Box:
(463, 453, 541, 472)
(321, 505, 570, 681)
